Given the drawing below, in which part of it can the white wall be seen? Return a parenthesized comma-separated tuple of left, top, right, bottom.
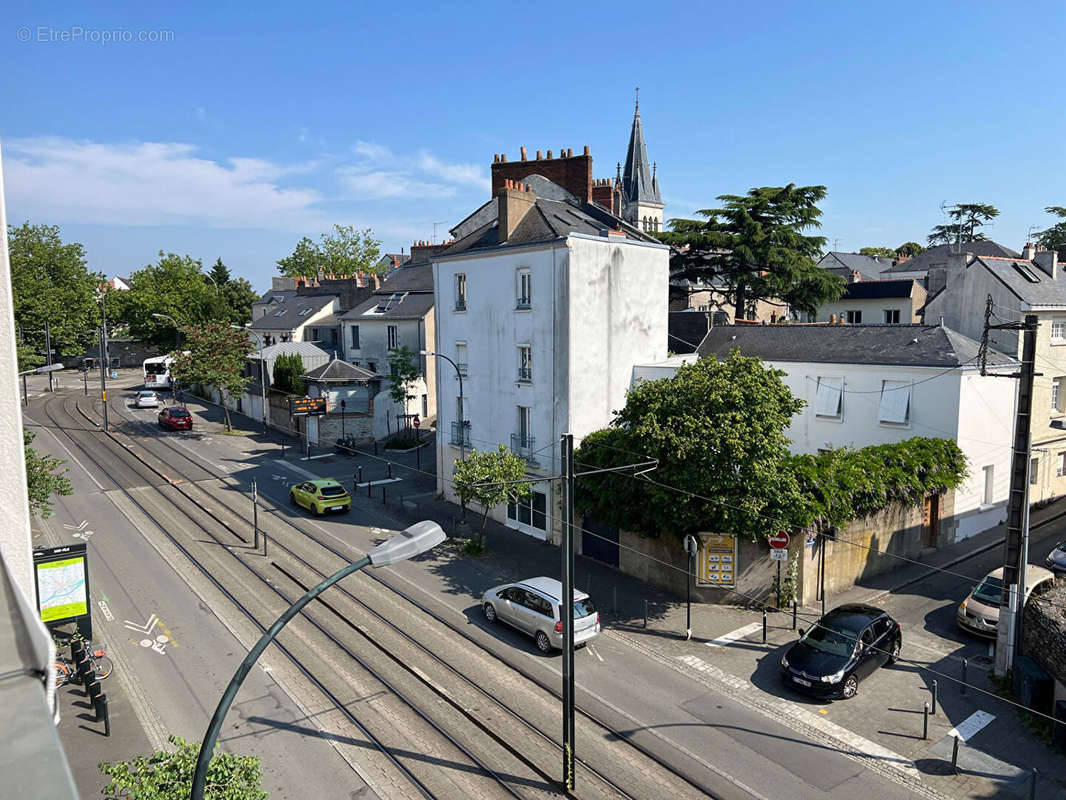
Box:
(815, 297, 915, 324)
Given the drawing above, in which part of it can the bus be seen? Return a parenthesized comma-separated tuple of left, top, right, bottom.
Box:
(143, 356, 174, 390)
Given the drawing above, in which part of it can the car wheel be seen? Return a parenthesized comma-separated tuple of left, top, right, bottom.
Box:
(343, 505, 351, 514)
(888, 638, 901, 665)
(312, 503, 322, 517)
(841, 674, 858, 699)
(535, 631, 552, 654)
(483, 603, 497, 623)
(289, 492, 297, 507)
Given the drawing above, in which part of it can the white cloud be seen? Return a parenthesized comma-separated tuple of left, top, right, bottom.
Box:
(3, 136, 327, 231)
(337, 167, 456, 199)
(338, 141, 489, 199)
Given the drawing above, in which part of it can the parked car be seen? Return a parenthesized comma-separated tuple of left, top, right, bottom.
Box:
(780, 604, 901, 700)
(157, 407, 193, 431)
(482, 577, 600, 654)
(289, 479, 351, 516)
(1045, 541, 1066, 574)
(135, 390, 160, 409)
(956, 565, 1055, 638)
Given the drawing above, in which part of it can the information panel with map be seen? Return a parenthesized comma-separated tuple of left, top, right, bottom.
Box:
(696, 533, 737, 588)
(33, 543, 92, 636)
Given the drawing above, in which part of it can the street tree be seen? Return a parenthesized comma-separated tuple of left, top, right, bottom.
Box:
(858, 246, 895, 258)
(575, 352, 804, 542)
(272, 353, 307, 396)
(928, 203, 999, 245)
(277, 227, 383, 280)
(208, 257, 231, 287)
(220, 277, 258, 326)
(9, 222, 102, 361)
(276, 236, 326, 279)
(121, 252, 219, 347)
(169, 322, 253, 432)
(387, 346, 421, 436)
(895, 241, 925, 258)
(24, 429, 73, 519)
(1037, 206, 1066, 253)
(99, 734, 266, 800)
(660, 184, 843, 319)
(452, 445, 531, 553)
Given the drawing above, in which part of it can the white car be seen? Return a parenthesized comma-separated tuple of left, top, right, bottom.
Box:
(956, 565, 1055, 638)
(482, 577, 600, 653)
(135, 391, 160, 409)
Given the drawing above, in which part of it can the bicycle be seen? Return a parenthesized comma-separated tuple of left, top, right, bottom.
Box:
(54, 642, 113, 685)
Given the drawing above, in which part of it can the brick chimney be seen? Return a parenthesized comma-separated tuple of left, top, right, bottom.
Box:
(497, 179, 537, 242)
(410, 240, 452, 263)
(491, 145, 593, 203)
(1022, 242, 1038, 260)
(591, 178, 620, 215)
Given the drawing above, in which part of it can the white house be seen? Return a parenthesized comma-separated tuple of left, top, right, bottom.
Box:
(633, 323, 1018, 544)
(249, 294, 340, 349)
(811, 279, 927, 324)
(433, 170, 668, 541)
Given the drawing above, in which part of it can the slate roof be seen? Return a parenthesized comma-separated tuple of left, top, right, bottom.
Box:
(696, 323, 1016, 368)
(818, 252, 894, 281)
(881, 241, 1020, 276)
(340, 290, 435, 321)
(303, 357, 379, 383)
(255, 288, 297, 304)
(253, 341, 329, 361)
(668, 311, 713, 353)
(971, 256, 1066, 307)
(439, 196, 653, 257)
(835, 279, 919, 300)
(378, 262, 433, 292)
(250, 295, 338, 330)
(622, 102, 662, 205)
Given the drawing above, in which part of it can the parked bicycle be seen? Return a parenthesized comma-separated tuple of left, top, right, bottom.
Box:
(54, 642, 113, 686)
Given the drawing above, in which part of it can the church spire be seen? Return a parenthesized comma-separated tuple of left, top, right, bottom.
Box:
(622, 88, 662, 206)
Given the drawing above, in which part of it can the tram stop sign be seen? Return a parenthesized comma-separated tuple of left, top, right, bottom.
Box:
(768, 531, 790, 549)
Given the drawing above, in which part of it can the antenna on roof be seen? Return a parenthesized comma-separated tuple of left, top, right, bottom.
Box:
(1027, 223, 1041, 243)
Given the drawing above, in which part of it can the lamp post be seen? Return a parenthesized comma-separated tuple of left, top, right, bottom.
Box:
(232, 325, 268, 433)
(421, 350, 465, 517)
(151, 312, 181, 350)
(19, 363, 64, 406)
(191, 521, 446, 800)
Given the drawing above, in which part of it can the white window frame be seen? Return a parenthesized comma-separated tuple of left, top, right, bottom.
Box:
(1052, 319, 1066, 342)
(883, 309, 900, 324)
(1058, 452, 1066, 478)
(518, 344, 532, 382)
(814, 376, 843, 419)
(1054, 377, 1065, 414)
(455, 273, 467, 311)
(387, 324, 398, 350)
(982, 465, 995, 505)
(455, 341, 468, 376)
(516, 268, 532, 309)
(878, 379, 911, 425)
(1030, 456, 1039, 485)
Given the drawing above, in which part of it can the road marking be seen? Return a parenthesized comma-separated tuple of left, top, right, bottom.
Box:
(948, 710, 995, 741)
(139, 633, 170, 655)
(72, 529, 95, 541)
(273, 459, 316, 479)
(271, 474, 288, 482)
(124, 613, 158, 634)
(356, 477, 403, 488)
(63, 520, 89, 532)
(98, 600, 115, 622)
(587, 644, 604, 662)
(303, 453, 332, 461)
(705, 621, 764, 648)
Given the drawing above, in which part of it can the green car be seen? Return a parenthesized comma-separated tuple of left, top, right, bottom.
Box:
(289, 479, 351, 516)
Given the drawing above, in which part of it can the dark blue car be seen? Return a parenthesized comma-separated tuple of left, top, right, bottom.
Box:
(780, 604, 901, 699)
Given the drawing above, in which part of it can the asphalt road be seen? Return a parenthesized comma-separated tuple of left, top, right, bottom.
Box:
(27, 379, 946, 800)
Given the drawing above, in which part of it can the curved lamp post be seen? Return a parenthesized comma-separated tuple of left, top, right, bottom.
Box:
(151, 312, 182, 351)
(420, 350, 466, 518)
(232, 325, 268, 433)
(191, 520, 446, 800)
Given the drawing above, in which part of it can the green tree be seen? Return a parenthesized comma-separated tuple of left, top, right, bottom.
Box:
(1037, 206, 1066, 253)
(660, 184, 843, 319)
(276, 236, 326, 279)
(320, 225, 383, 276)
(99, 734, 266, 800)
(220, 278, 258, 326)
(575, 353, 804, 542)
(121, 252, 219, 347)
(272, 353, 307, 396)
(928, 203, 999, 245)
(170, 322, 253, 431)
(24, 429, 73, 519)
(858, 246, 895, 258)
(452, 445, 531, 552)
(895, 241, 925, 258)
(387, 346, 421, 434)
(9, 222, 102, 360)
(208, 257, 231, 287)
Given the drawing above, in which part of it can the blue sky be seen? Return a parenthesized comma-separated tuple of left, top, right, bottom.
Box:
(3, 0, 1064, 290)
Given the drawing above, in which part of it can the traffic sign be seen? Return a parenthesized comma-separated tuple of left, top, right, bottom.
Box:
(768, 531, 790, 549)
(769, 548, 788, 561)
(413, 417, 420, 428)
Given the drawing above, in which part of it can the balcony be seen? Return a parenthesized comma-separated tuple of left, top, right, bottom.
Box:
(456, 362, 469, 377)
(454, 298, 467, 311)
(450, 421, 471, 448)
(517, 367, 532, 383)
(510, 433, 538, 464)
(515, 296, 531, 310)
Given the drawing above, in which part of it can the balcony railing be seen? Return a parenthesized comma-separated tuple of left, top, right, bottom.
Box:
(450, 421, 471, 448)
(455, 298, 467, 311)
(510, 433, 537, 464)
(516, 296, 531, 310)
(517, 367, 532, 383)
(456, 362, 469, 377)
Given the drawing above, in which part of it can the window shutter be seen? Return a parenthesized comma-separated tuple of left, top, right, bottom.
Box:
(815, 377, 842, 417)
(879, 380, 911, 423)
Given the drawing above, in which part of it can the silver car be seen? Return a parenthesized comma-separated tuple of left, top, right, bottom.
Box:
(956, 565, 1055, 638)
(135, 390, 160, 408)
(482, 576, 600, 653)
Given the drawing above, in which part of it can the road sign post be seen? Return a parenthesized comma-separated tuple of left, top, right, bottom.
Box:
(683, 535, 698, 640)
(769, 532, 790, 609)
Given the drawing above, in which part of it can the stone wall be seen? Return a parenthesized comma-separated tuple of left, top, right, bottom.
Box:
(1023, 581, 1066, 709)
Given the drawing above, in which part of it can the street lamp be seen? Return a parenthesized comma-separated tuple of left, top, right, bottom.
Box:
(18, 363, 64, 406)
(151, 312, 182, 350)
(232, 325, 268, 434)
(191, 521, 447, 800)
(419, 350, 465, 460)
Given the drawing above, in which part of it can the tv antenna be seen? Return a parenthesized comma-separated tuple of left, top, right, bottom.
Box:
(432, 221, 447, 244)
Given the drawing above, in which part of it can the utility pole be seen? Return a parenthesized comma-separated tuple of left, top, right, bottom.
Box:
(984, 303, 1038, 678)
(44, 321, 53, 392)
(99, 295, 109, 431)
(560, 433, 576, 791)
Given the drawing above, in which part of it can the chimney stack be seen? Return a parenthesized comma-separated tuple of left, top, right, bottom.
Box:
(1035, 248, 1059, 281)
(520, 146, 527, 160)
(498, 181, 536, 243)
(1022, 242, 1038, 260)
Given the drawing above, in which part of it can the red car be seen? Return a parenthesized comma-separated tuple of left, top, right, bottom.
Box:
(158, 407, 193, 431)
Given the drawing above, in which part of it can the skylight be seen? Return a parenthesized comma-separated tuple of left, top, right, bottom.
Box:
(298, 307, 313, 316)
(273, 309, 287, 317)
(375, 292, 407, 313)
(1013, 262, 1041, 283)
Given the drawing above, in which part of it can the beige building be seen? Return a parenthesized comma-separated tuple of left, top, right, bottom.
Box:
(813, 279, 926, 324)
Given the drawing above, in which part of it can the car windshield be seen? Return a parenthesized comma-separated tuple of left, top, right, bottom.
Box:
(139, 392, 155, 398)
(802, 621, 858, 657)
(972, 576, 1003, 604)
(559, 597, 597, 619)
(319, 486, 346, 497)
(169, 409, 190, 417)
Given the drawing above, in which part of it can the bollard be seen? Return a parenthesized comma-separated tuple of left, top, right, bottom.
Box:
(950, 734, 959, 774)
(281, 441, 286, 459)
(358, 466, 363, 484)
(961, 658, 968, 696)
(381, 485, 386, 505)
(87, 678, 102, 703)
(1030, 768, 1037, 800)
(762, 609, 767, 643)
(792, 601, 797, 631)
(644, 599, 648, 629)
(923, 702, 929, 740)
(387, 462, 393, 479)
(100, 694, 110, 736)
(70, 639, 85, 662)
(932, 679, 938, 715)
(93, 691, 106, 721)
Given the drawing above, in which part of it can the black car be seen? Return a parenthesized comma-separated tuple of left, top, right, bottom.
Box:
(780, 604, 901, 699)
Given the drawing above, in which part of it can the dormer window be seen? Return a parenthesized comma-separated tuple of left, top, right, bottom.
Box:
(298, 308, 313, 316)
